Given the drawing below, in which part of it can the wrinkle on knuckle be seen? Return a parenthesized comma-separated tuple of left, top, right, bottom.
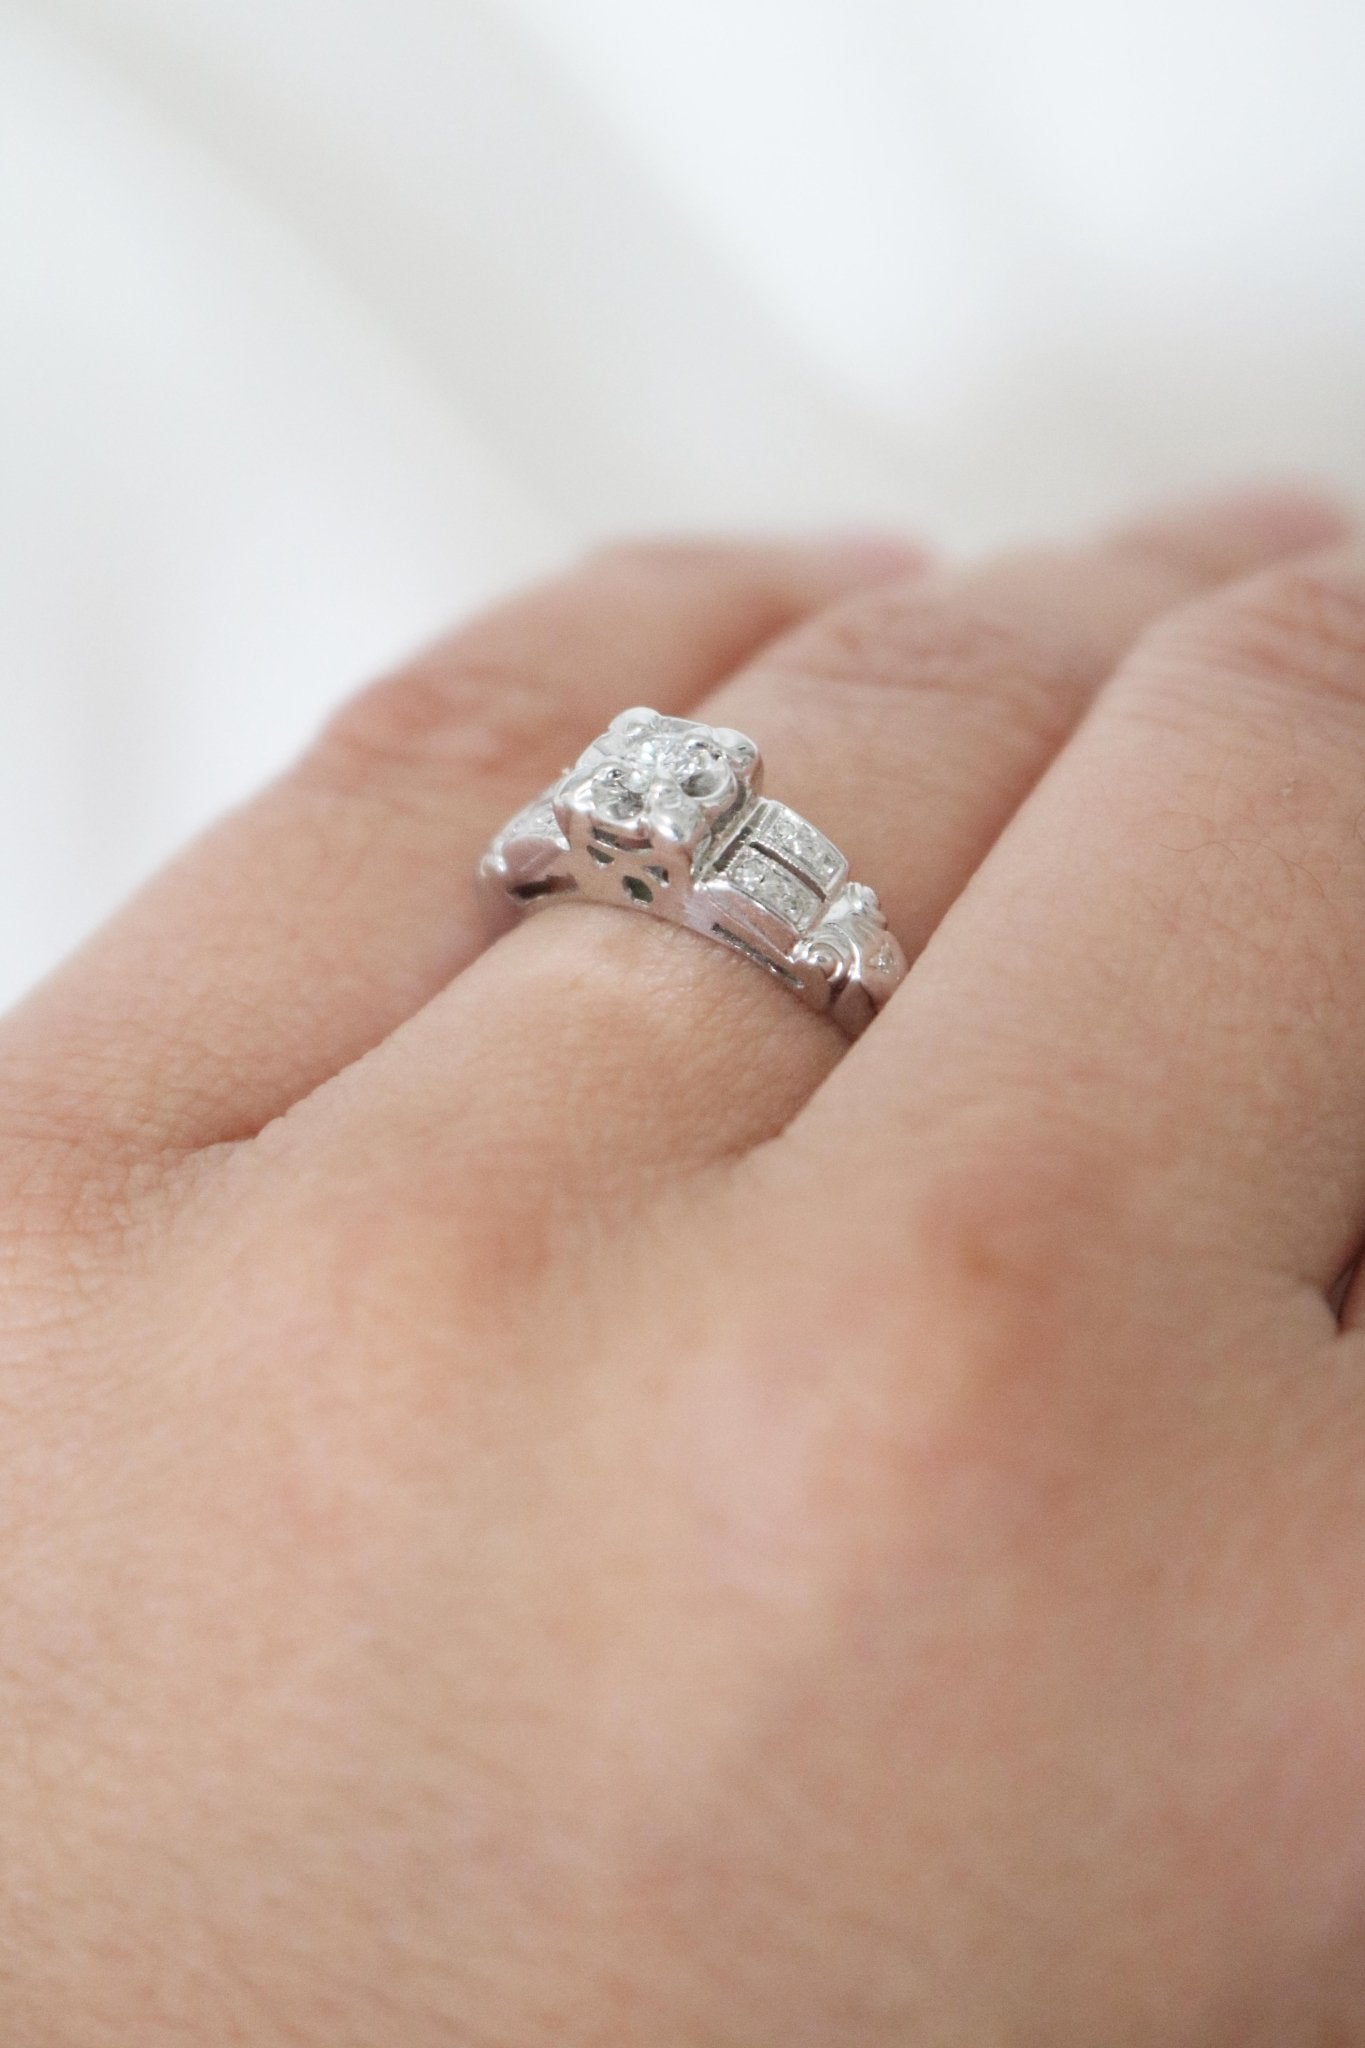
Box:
(1144, 560, 1365, 728)
(305, 650, 581, 800)
(766, 583, 1084, 753)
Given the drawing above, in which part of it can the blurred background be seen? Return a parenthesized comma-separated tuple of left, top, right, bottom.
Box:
(2, 0, 1363, 1005)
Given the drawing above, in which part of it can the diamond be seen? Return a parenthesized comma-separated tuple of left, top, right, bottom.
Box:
(498, 795, 565, 854)
(591, 764, 648, 823)
(754, 804, 846, 893)
(606, 717, 734, 802)
(725, 845, 822, 930)
(712, 724, 759, 772)
(510, 797, 558, 841)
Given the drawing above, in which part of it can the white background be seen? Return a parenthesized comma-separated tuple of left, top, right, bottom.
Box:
(2, 0, 1363, 1006)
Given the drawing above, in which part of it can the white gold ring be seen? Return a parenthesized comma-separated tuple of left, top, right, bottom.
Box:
(478, 708, 907, 1038)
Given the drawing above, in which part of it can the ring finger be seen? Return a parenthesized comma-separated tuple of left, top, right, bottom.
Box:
(288, 488, 1349, 1241)
(0, 536, 912, 1181)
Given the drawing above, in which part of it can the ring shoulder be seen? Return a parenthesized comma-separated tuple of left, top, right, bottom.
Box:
(793, 885, 909, 1038)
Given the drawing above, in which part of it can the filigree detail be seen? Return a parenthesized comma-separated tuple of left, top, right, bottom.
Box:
(478, 708, 906, 1037)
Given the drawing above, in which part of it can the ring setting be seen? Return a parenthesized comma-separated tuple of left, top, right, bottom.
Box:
(479, 708, 907, 1037)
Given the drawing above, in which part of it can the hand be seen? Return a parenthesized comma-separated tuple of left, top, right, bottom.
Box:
(2, 491, 1362, 2045)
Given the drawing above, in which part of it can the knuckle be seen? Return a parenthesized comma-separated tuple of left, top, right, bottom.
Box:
(725, 1126, 1130, 1570)
(1147, 557, 1365, 720)
(585, 534, 734, 580)
(583, 533, 826, 591)
(864, 1133, 1130, 1488)
(902, 1134, 1121, 1372)
(762, 569, 1085, 751)
(583, 533, 856, 648)
(240, 1129, 529, 1383)
(1103, 482, 1349, 586)
(305, 644, 580, 799)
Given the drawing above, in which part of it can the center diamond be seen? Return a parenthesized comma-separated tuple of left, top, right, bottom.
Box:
(609, 719, 731, 801)
(570, 710, 756, 850)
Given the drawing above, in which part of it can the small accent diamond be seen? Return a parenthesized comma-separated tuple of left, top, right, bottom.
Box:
(516, 797, 559, 838)
(502, 795, 563, 850)
(755, 805, 846, 893)
(725, 845, 822, 930)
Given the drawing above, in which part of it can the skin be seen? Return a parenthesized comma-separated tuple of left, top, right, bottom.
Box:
(1, 488, 1365, 2043)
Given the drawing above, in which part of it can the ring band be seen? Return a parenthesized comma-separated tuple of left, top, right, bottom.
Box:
(478, 708, 907, 1038)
